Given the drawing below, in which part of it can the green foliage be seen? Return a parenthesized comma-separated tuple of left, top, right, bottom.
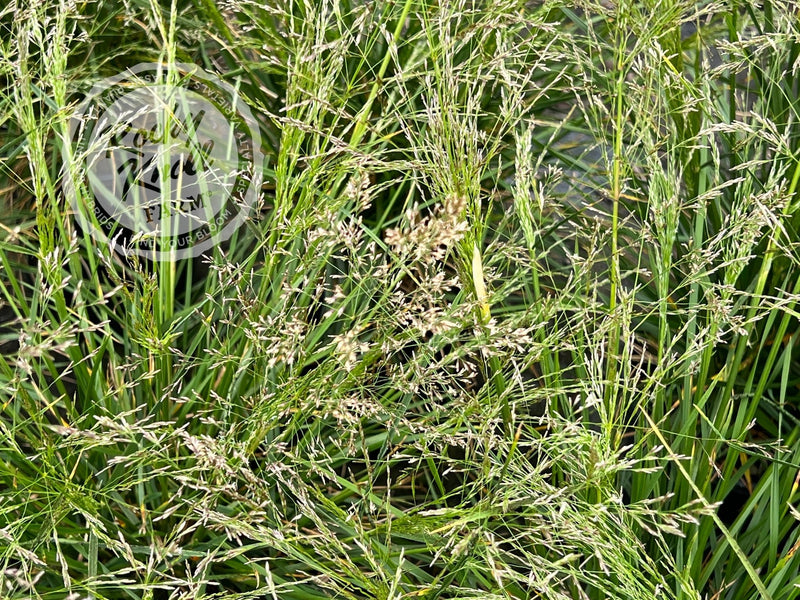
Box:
(1, 0, 800, 598)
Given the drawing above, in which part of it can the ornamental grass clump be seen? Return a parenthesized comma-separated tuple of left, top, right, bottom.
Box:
(2, 0, 800, 599)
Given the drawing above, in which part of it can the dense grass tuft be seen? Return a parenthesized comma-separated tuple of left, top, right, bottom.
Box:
(2, 0, 800, 598)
